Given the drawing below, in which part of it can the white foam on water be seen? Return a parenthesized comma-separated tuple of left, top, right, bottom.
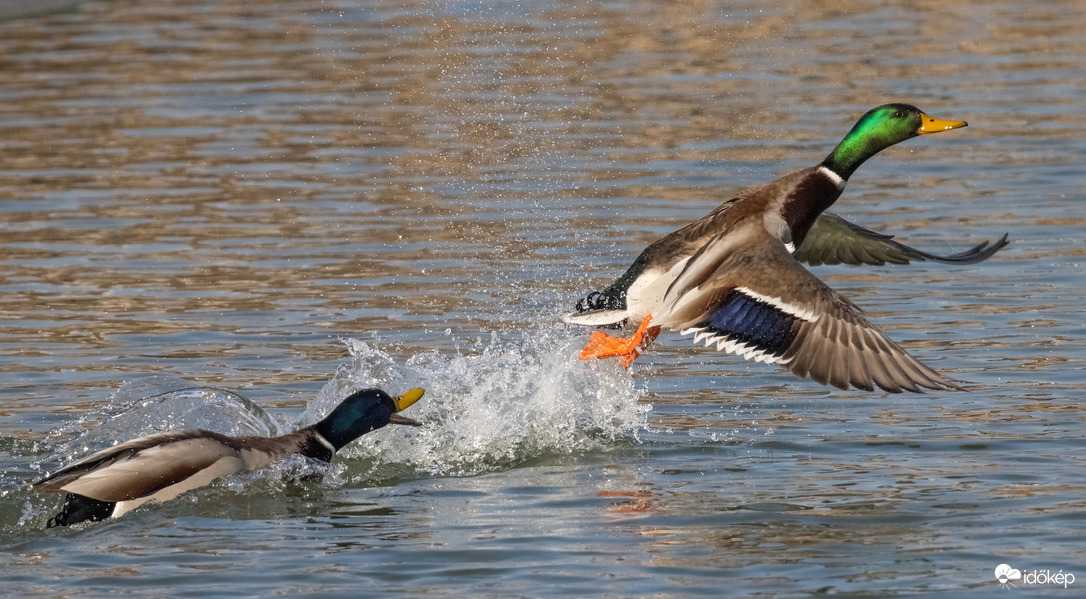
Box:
(302, 327, 650, 477)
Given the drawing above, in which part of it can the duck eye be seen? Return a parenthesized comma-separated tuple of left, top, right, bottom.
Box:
(893, 111, 905, 119)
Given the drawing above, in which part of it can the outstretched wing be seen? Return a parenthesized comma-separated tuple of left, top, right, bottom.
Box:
(660, 234, 962, 393)
(31, 430, 243, 502)
(796, 213, 1009, 266)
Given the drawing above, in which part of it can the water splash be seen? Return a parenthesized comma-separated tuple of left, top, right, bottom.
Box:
(34, 333, 648, 482)
(16, 329, 648, 526)
(304, 326, 649, 477)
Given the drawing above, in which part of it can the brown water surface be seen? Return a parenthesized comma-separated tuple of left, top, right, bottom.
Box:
(1, 0, 1084, 596)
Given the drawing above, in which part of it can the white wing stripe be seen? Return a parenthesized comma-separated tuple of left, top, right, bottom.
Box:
(735, 287, 819, 322)
(680, 328, 790, 365)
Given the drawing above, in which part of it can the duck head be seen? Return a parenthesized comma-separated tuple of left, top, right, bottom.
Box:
(822, 103, 967, 180)
(313, 388, 424, 451)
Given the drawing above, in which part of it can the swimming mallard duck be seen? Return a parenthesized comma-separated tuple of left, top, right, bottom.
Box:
(31, 387, 425, 527)
(564, 103, 1006, 393)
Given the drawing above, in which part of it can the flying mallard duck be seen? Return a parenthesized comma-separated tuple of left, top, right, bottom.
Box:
(564, 103, 1008, 392)
(31, 387, 425, 527)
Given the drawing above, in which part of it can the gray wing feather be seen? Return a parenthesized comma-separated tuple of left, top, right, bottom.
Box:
(796, 213, 1009, 266)
(31, 430, 245, 502)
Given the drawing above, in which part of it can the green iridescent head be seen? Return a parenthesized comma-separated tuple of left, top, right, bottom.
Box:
(822, 103, 967, 180)
(313, 388, 424, 451)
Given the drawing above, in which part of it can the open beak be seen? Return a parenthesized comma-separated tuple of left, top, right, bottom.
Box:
(390, 388, 424, 426)
(916, 112, 968, 135)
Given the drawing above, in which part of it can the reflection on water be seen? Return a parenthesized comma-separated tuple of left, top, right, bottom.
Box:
(1, 0, 1085, 596)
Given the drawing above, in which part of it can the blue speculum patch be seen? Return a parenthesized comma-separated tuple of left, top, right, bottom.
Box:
(697, 290, 798, 357)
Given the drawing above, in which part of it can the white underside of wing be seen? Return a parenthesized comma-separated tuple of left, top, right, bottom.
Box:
(54, 437, 245, 503)
(111, 456, 246, 518)
(561, 309, 628, 326)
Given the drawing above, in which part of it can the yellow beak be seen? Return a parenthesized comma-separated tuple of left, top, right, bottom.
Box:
(916, 112, 968, 135)
(390, 388, 425, 426)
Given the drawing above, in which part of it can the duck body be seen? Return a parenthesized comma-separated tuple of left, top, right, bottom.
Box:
(574, 166, 843, 326)
(565, 104, 1005, 392)
(32, 388, 424, 527)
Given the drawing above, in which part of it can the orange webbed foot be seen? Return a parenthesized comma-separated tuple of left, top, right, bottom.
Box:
(578, 315, 661, 368)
